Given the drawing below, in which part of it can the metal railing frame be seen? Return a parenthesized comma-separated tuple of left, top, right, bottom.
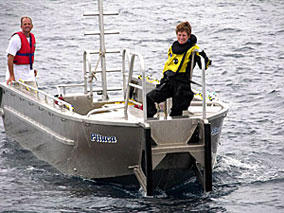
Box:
(191, 50, 207, 120)
(15, 81, 73, 113)
(122, 50, 147, 121)
(12, 49, 207, 122)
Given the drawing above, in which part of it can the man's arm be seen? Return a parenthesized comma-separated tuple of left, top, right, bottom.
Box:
(7, 54, 15, 85)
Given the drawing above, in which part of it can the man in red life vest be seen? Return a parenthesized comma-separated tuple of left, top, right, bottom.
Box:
(6, 16, 37, 90)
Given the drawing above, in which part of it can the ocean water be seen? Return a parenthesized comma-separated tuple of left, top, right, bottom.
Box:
(0, 0, 283, 212)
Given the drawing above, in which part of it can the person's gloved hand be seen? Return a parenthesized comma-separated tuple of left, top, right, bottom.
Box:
(199, 50, 212, 70)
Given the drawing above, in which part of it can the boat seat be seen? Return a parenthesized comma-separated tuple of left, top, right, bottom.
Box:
(63, 94, 103, 115)
(86, 104, 125, 117)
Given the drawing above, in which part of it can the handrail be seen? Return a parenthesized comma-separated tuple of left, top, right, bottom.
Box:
(83, 50, 92, 95)
(190, 49, 207, 119)
(56, 83, 85, 96)
(56, 50, 93, 96)
(124, 52, 147, 121)
(15, 81, 73, 112)
(121, 48, 131, 98)
(84, 47, 207, 121)
(121, 49, 207, 121)
(201, 54, 207, 120)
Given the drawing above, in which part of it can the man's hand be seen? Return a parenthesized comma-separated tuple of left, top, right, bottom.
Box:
(7, 54, 15, 85)
(6, 76, 15, 85)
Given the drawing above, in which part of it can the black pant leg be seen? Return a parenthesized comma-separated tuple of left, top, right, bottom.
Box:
(170, 81, 194, 117)
(146, 83, 171, 118)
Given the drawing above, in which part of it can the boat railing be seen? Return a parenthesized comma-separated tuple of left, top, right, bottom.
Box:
(67, 0, 208, 120)
(122, 49, 148, 121)
(121, 48, 208, 121)
(11, 48, 208, 119)
(194, 49, 207, 120)
(53, 50, 94, 96)
(121, 48, 131, 98)
(83, 49, 121, 97)
(55, 83, 85, 96)
(84, 50, 94, 96)
(14, 81, 73, 112)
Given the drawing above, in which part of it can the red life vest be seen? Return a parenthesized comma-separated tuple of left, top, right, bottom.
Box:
(13, 32, 36, 69)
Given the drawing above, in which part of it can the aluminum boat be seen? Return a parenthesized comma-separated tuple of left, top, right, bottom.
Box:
(0, 0, 228, 195)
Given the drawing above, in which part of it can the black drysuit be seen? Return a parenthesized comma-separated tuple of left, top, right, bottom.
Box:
(146, 34, 200, 118)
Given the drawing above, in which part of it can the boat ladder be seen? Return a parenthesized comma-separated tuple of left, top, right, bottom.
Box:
(83, 0, 121, 101)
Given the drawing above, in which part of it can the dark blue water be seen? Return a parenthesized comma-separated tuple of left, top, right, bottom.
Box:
(1, 0, 283, 212)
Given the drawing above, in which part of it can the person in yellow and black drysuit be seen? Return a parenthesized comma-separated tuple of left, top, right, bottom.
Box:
(146, 21, 210, 118)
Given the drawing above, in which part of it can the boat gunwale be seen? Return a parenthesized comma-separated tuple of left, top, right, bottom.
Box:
(0, 82, 229, 127)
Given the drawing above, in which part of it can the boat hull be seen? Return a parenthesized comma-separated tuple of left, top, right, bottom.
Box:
(1, 86, 144, 179)
(0, 84, 228, 192)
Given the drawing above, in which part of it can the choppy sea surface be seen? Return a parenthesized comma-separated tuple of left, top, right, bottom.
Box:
(0, 0, 284, 212)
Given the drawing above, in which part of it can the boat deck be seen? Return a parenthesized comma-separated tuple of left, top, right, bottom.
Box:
(87, 101, 225, 123)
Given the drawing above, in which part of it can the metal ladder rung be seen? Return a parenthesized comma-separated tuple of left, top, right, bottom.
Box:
(152, 144, 204, 155)
(83, 11, 119, 16)
(84, 30, 119, 36)
(94, 69, 121, 73)
(56, 83, 85, 88)
(88, 49, 120, 54)
(129, 99, 142, 106)
(129, 82, 142, 90)
(90, 87, 122, 92)
(82, 1, 121, 101)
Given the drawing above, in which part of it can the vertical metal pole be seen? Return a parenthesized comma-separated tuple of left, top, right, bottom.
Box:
(145, 127, 153, 196)
(204, 121, 212, 192)
(98, 0, 108, 100)
(122, 49, 127, 98)
(124, 54, 135, 118)
(190, 50, 195, 81)
(138, 54, 147, 121)
(202, 57, 207, 119)
(164, 100, 168, 119)
(122, 49, 130, 99)
(83, 51, 87, 94)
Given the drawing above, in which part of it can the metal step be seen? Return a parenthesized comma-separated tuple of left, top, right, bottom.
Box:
(93, 69, 121, 73)
(84, 30, 119, 36)
(90, 87, 122, 93)
(87, 49, 121, 54)
(84, 69, 121, 76)
(83, 11, 119, 16)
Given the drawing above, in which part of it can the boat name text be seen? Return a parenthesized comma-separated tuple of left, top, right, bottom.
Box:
(90, 133, 117, 144)
(211, 127, 220, 136)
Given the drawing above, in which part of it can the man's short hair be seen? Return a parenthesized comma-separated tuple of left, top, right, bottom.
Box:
(21, 16, 33, 25)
